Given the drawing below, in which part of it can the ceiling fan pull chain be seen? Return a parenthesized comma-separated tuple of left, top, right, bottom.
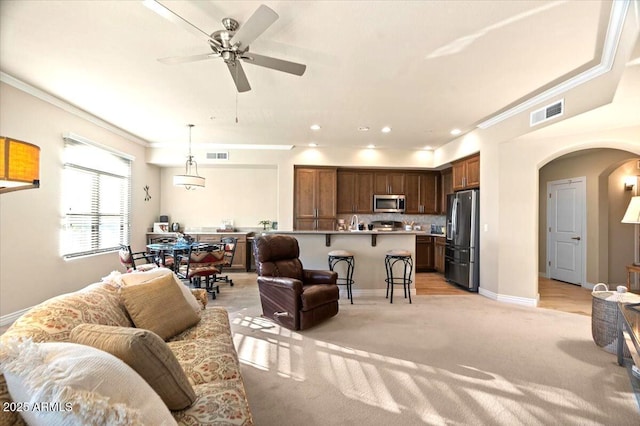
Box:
(235, 64, 239, 123)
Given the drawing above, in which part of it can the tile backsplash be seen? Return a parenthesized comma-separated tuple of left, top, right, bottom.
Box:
(336, 213, 445, 229)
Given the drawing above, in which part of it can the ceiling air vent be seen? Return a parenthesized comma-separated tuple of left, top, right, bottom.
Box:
(206, 151, 229, 160)
(530, 99, 564, 127)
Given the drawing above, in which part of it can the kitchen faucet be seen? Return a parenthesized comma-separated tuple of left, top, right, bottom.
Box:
(350, 215, 358, 230)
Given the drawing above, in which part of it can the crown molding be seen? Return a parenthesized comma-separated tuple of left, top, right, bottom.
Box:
(0, 72, 150, 147)
(477, 0, 630, 130)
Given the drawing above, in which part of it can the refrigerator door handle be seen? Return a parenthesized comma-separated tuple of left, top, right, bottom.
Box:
(451, 197, 458, 240)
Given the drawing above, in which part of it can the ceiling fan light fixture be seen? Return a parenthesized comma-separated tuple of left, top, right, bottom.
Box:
(174, 124, 205, 190)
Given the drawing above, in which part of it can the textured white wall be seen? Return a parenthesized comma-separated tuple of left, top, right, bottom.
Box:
(0, 82, 161, 317)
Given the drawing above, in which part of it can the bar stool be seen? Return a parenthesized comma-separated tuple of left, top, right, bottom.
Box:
(385, 249, 413, 304)
(328, 250, 355, 304)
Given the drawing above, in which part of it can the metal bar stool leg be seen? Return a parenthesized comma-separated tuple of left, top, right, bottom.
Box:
(385, 251, 413, 304)
(328, 251, 355, 304)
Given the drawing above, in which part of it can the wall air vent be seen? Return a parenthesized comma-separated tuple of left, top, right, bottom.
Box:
(530, 99, 564, 127)
(206, 151, 229, 160)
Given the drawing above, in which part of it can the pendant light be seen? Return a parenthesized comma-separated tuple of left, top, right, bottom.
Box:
(173, 124, 205, 190)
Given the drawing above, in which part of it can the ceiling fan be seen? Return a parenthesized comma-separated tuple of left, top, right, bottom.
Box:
(143, 0, 306, 92)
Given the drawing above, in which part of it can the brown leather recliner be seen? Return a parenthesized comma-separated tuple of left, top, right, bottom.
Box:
(253, 234, 339, 331)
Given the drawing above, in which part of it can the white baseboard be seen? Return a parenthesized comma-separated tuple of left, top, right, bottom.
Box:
(1, 306, 32, 327)
(479, 287, 539, 307)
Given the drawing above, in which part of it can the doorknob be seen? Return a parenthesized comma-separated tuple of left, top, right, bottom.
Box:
(571, 236, 581, 241)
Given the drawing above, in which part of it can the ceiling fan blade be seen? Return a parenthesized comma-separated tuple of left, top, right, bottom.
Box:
(158, 53, 219, 65)
(143, 0, 222, 50)
(227, 61, 251, 92)
(229, 5, 278, 51)
(242, 52, 306, 76)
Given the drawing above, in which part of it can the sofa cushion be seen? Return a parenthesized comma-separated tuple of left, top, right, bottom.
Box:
(0, 282, 132, 345)
(173, 381, 253, 426)
(0, 339, 176, 425)
(70, 324, 196, 410)
(121, 274, 201, 340)
(168, 307, 231, 343)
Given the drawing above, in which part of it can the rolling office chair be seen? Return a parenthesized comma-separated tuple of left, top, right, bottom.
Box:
(176, 244, 224, 298)
(212, 237, 237, 287)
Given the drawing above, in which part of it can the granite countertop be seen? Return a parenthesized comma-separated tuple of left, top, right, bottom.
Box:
(264, 230, 446, 236)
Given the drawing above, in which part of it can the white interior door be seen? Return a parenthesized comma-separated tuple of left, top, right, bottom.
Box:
(547, 178, 586, 285)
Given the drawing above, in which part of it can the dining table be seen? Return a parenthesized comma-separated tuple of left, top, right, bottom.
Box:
(146, 241, 223, 271)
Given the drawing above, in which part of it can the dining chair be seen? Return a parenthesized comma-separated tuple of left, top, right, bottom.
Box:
(212, 237, 237, 287)
(176, 244, 225, 298)
(118, 244, 158, 273)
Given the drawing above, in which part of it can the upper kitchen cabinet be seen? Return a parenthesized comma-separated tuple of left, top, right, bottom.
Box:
(452, 154, 480, 191)
(294, 166, 337, 231)
(374, 171, 405, 194)
(337, 170, 374, 214)
(405, 172, 439, 214)
(439, 168, 453, 214)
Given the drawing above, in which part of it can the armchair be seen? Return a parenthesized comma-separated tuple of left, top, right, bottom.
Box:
(253, 234, 339, 330)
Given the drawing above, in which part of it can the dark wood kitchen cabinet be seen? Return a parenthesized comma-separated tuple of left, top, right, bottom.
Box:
(434, 236, 446, 273)
(337, 170, 374, 214)
(452, 154, 480, 191)
(374, 171, 405, 194)
(439, 168, 453, 214)
(405, 172, 439, 214)
(416, 235, 435, 272)
(294, 166, 337, 231)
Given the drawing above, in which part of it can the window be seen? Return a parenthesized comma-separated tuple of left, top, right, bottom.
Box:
(61, 135, 132, 258)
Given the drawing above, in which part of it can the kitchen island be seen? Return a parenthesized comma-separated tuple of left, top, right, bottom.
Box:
(261, 230, 443, 298)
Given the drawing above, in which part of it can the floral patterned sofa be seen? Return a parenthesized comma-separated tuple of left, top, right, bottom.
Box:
(0, 268, 253, 425)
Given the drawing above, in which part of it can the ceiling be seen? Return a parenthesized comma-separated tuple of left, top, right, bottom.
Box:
(0, 1, 638, 153)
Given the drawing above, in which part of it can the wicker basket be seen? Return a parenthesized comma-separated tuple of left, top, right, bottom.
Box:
(591, 283, 640, 355)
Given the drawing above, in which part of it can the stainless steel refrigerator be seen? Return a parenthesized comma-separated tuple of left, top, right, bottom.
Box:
(445, 189, 479, 291)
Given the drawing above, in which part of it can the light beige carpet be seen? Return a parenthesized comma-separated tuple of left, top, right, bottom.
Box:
(210, 274, 639, 425)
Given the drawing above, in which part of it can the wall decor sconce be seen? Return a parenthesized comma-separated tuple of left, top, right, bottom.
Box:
(624, 176, 637, 191)
(0, 136, 40, 194)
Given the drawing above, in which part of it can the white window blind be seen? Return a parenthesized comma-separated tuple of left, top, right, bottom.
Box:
(61, 136, 131, 258)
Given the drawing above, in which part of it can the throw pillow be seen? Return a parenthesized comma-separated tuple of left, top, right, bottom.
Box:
(0, 339, 177, 426)
(120, 268, 203, 314)
(121, 274, 201, 340)
(70, 324, 196, 410)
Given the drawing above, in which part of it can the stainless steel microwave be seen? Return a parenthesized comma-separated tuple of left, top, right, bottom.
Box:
(373, 194, 406, 213)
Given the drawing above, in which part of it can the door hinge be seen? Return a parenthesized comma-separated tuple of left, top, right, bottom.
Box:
(549, 193, 552, 199)
(549, 227, 551, 232)
(549, 261, 551, 266)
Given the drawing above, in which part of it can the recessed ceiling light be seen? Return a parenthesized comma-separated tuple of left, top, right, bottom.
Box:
(310, 124, 321, 131)
(381, 126, 392, 133)
(308, 143, 318, 147)
(367, 144, 376, 149)
(450, 128, 461, 135)
(358, 126, 370, 132)
(423, 146, 433, 150)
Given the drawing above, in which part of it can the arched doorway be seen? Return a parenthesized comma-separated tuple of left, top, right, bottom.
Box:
(537, 148, 639, 313)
